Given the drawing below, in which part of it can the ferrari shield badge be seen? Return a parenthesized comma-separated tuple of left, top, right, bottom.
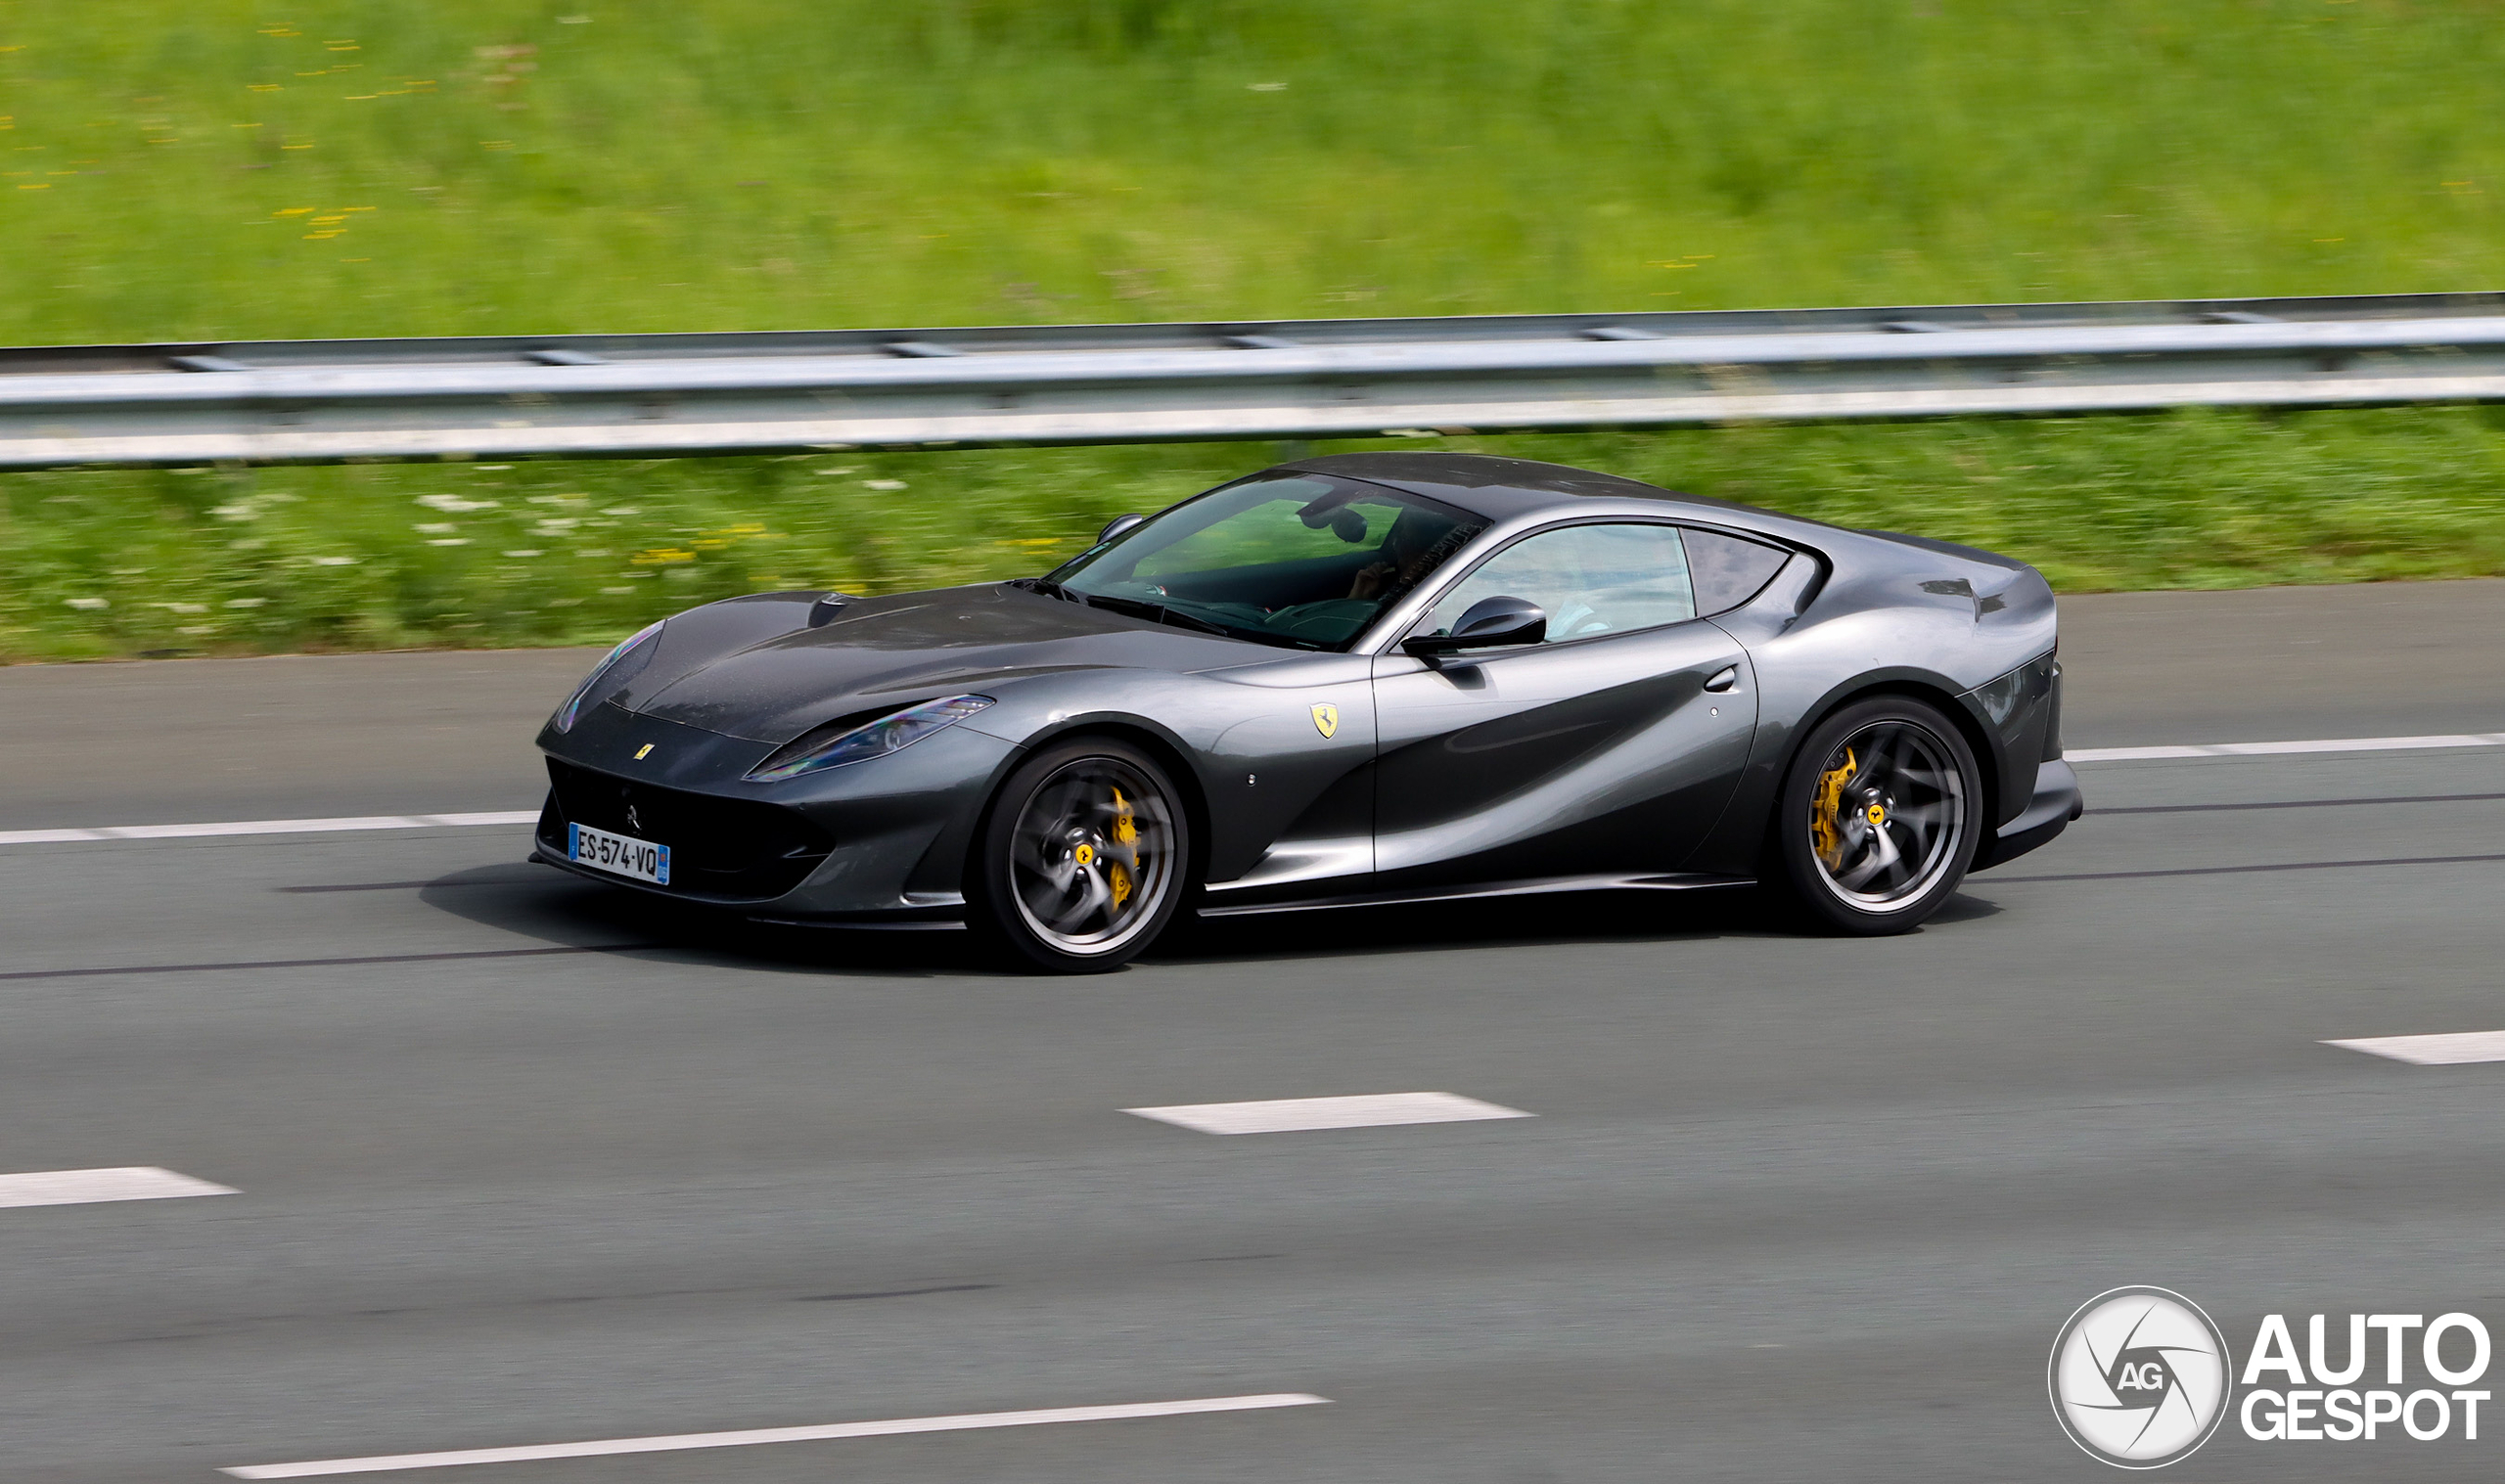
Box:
(1310, 702, 1339, 739)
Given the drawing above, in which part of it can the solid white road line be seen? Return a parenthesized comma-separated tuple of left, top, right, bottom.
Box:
(2324, 1030, 2505, 1066)
(0, 812, 537, 845)
(1, 733, 2494, 846)
(1125, 1091, 1533, 1135)
(221, 1394, 1333, 1479)
(0, 1166, 237, 1208)
(2071, 733, 2505, 763)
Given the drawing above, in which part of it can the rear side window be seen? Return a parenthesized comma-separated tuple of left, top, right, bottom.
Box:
(1682, 528, 1793, 615)
(1424, 521, 1696, 643)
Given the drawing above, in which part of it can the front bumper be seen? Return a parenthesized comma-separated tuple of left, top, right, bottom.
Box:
(531, 699, 1020, 920)
(535, 761, 836, 902)
(1968, 758, 2082, 873)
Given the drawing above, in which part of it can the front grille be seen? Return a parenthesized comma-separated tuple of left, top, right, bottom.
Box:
(540, 759, 834, 901)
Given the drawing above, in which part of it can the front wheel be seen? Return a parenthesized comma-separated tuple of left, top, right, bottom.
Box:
(1769, 697, 1981, 935)
(968, 738, 1191, 973)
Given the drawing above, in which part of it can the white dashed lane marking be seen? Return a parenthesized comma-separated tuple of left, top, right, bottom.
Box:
(0, 812, 537, 845)
(2071, 733, 2505, 763)
(221, 1394, 1333, 1478)
(1125, 1092, 1532, 1135)
(0, 1167, 237, 1208)
(2324, 1031, 2505, 1066)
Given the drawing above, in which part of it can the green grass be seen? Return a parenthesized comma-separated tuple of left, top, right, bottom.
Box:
(13, 409, 2505, 661)
(4, 0, 2504, 659)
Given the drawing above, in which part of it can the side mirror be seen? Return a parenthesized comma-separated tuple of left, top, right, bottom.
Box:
(1401, 595, 1546, 655)
(1097, 513, 1147, 544)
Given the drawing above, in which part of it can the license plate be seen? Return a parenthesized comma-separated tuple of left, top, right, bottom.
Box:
(568, 822, 671, 885)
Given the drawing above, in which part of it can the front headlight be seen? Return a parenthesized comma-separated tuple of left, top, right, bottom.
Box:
(745, 695, 995, 782)
(553, 619, 664, 733)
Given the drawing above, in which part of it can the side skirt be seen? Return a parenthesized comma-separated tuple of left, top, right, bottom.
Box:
(1195, 872, 1754, 919)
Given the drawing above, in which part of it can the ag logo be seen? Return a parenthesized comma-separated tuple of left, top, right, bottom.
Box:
(1310, 702, 1338, 739)
(2050, 1287, 2231, 1468)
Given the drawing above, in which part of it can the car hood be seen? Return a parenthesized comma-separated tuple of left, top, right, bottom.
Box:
(611, 583, 1262, 743)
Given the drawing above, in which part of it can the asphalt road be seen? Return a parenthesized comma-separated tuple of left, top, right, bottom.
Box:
(5, 579, 2504, 1482)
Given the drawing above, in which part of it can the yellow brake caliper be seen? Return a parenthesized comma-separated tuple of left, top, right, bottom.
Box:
(1108, 787, 1138, 910)
(1810, 747, 1857, 870)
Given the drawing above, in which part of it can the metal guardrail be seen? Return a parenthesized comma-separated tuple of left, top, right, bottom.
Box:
(4, 292, 2505, 469)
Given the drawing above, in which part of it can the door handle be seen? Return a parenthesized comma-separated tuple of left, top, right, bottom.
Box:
(1703, 665, 1739, 694)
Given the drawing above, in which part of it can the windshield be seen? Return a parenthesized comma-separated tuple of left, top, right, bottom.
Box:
(1042, 475, 1488, 651)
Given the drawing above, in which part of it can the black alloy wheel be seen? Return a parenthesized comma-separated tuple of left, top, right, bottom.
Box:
(969, 737, 1191, 972)
(1770, 696, 1981, 935)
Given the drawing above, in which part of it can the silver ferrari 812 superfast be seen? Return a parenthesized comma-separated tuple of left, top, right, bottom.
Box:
(532, 453, 2079, 970)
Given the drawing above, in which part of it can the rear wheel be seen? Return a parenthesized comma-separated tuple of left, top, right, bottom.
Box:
(1770, 697, 1981, 935)
(969, 738, 1190, 973)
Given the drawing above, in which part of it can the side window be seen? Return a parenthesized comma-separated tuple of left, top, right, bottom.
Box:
(1422, 522, 1696, 643)
(1682, 527, 1793, 615)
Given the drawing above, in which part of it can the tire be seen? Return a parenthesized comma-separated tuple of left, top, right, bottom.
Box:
(967, 737, 1192, 973)
(1768, 696, 1981, 935)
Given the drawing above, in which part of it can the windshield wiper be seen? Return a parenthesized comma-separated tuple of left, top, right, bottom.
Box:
(1078, 593, 1234, 637)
